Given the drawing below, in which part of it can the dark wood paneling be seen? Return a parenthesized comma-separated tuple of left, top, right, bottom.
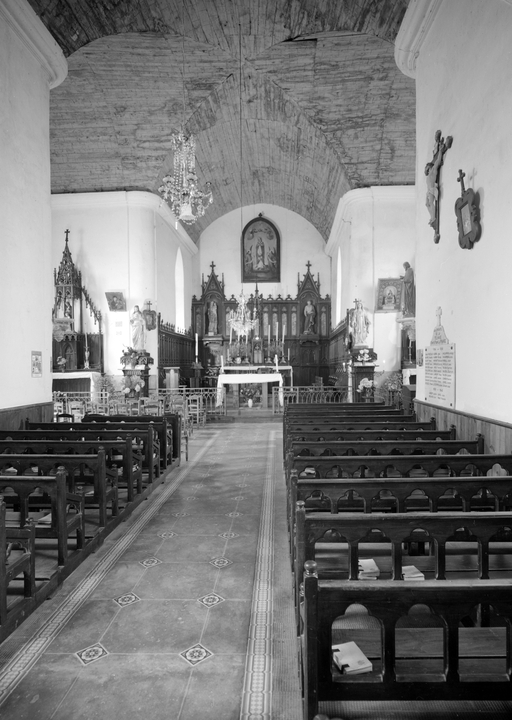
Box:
(0, 403, 53, 431)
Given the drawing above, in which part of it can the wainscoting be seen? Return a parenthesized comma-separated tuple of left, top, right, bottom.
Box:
(415, 400, 512, 454)
(0, 402, 53, 431)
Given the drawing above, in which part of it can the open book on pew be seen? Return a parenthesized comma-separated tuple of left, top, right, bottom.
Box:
(332, 641, 373, 675)
(358, 558, 380, 580)
(402, 565, 425, 581)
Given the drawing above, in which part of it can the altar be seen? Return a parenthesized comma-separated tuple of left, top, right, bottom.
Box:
(216, 369, 285, 408)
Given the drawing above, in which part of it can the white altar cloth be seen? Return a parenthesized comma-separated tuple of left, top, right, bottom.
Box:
(216, 372, 284, 407)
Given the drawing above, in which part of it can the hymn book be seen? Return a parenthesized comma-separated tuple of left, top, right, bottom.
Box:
(358, 558, 380, 580)
(402, 565, 425, 580)
(332, 641, 373, 675)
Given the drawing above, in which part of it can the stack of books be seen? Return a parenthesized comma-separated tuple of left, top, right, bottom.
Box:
(332, 641, 373, 675)
(402, 565, 425, 580)
(358, 558, 380, 580)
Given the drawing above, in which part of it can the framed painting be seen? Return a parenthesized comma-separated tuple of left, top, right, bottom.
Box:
(375, 278, 402, 312)
(241, 217, 280, 283)
(31, 351, 42, 377)
(105, 291, 126, 312)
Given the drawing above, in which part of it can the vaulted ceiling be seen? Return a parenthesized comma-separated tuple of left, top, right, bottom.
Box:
(29, 0, 415, 243)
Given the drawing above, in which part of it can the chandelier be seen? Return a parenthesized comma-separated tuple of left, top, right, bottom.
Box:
(157, 0, 213, 225)
(229, 289, 258, 339)
(158, 132, 213, 224)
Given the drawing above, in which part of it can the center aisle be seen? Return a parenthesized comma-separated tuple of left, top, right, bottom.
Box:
(0, 422, 302, 720)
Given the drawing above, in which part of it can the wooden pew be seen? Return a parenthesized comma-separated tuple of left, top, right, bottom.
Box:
(286, 415, 426, 428)
(0, 498, 36, 632)
(0, 450, 116, 530)
(289, 452, 512, 481)
(0, 436, 141, 504)
(80, 415, 172, 470)
(287, 472, 512, 570)
(302, 561, 512, 719)
(285, 406, 407, 416)
(288, 436, 484, 458)
(0, 471, 85, 567)
(21, 425, 159, 486)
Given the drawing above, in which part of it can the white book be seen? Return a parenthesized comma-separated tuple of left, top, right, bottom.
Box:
(402, 565, 425, 581)
(332, 641, 373, 675)
(358, 558, 380, 579)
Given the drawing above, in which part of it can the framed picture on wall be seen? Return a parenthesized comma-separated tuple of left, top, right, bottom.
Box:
(31, 351, 42, 378)
(375, 278, 402, 312)
(105, 291, 127, 312)
(241, 216, 280, 283)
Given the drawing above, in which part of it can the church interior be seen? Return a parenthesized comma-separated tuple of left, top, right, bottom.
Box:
(1, 0, 512, 718)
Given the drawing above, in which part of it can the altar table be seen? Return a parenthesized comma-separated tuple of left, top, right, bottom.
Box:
(216, 372, 284, 408)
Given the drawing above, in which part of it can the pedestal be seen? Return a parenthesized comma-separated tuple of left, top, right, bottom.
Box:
(352, 363, 376, 402)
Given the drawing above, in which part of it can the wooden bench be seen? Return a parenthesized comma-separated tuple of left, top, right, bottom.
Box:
(0, 471, 85, 566)
(21, 425, 160, 486)
(302, 562, 512, 719)
(0, 450, 116, 530)
(289, 452, 512, 481)
(80, 415, 173, 469)
(0, 436, 142, 504)
(0, 498, 36, 633)
(295, 507, 512, 616)
(288, 436, 484, 459)
(287, 472, 512, 572)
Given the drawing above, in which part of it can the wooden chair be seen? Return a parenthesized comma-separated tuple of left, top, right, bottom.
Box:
(188, 394, 205, 426)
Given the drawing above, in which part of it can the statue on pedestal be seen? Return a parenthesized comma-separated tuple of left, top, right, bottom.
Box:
(349, 299, 370, 347)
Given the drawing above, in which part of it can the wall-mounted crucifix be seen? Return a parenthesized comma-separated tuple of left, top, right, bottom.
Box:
(425, 130, 453, 243)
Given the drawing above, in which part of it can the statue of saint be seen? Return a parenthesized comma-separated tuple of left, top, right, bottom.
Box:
(401, 262, 416, 317)
(303, 300, 316, 334)
(349, 299, 370, 346)
(208, 300, 218, 334)
(130, 305, 146, 350)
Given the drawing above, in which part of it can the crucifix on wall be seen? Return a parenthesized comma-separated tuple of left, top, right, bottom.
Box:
(425, 129, 453, 243)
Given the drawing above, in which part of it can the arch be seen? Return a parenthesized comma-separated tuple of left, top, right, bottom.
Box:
(175, 248, 185, 332)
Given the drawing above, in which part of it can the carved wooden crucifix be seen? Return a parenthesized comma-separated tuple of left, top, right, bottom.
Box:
(425, 130, 453, 243)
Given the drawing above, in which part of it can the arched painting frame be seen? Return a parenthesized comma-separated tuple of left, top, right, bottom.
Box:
(241, 217, 280, 283)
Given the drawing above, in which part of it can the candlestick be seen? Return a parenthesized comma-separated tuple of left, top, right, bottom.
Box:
(85, 332, 88, 350)
(268, 324, 270, 346)
(195, 333, 198, 358)
(288, 348, 290, 362)
(230, 325, 232, 344)
(275, 354, 278, 370)
(221, 355, 224, 371)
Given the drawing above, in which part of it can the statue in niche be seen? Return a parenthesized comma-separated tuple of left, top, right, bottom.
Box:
(130, 305, 146, 350)
(349, 299, 370, 346)
(401, 262, 416, 317)
(303, 300, 316, 334)
(207, 300, 218, 335)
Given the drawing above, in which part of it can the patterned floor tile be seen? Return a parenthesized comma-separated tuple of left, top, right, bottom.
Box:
(180, 643, 213, 666)
(209, 556, 233, 569)
(113, 592, 140, 608)
(197, 592, 225, 608)
(76, 642, 109, 665)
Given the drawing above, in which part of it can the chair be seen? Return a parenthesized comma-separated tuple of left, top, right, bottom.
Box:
(188, 394, 205, 426)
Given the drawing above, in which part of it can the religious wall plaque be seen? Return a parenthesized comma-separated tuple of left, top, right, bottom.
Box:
(424, 344, 456, 409)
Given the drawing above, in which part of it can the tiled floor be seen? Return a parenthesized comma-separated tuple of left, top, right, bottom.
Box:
(0, 421, 301, 720)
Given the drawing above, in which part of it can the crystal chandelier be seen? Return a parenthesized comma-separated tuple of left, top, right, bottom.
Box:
(158, 132, 213, 224)
(157, 0, 213, 225)
(229, 289, 257, 339)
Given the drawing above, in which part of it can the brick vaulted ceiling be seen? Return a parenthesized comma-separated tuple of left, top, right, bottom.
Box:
(29, 0, 415, 243)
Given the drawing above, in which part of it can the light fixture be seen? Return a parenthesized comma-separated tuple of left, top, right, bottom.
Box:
(229, 289, 257, 340)
(158, 2, 212, 224)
